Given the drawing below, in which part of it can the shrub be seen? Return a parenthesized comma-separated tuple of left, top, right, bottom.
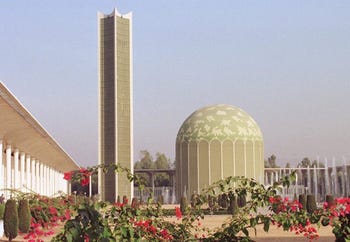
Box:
(116, 195, 121, 204)
(325, 195, 335, 207)
(299, 194, 306, 210)
(0, 204, 5, 219)
(122, 195, 128, 205)
(18, 199, 31, 233)
(4, 199, 18, 241)
(131, 198, 139, 209)
(221, 194, 228, 209)
(190, 193, 199, 208)
(228, 194, 238, 215)
(208, 195, 215, 214)
(180, 196, 188, 215)
(237, 194, 246, 208)
(306, 195, 317, 213)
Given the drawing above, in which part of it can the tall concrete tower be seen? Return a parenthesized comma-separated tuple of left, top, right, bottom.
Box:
(98, 8, 133, 202)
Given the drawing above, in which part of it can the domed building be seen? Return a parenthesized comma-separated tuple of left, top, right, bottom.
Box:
(176, 104, 264, 199)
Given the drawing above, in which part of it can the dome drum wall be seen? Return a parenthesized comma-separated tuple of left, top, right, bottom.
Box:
(175, 104, 264, 200)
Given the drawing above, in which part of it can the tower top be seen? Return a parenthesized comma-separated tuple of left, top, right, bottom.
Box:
(98, 8, 132, 19)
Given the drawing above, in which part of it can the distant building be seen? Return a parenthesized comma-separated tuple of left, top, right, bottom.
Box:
(176, 104, 264, 199)
(98, 8, 133, 202)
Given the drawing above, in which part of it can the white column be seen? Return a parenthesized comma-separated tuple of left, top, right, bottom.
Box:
(0, 140, 3, 194)
(53, 170, 57, 194)
(50, 168, 54, 195)
(35, 160, 40, 193)
(31, 158, 36, 192)
(39, 162, 43, 194)
(14, 149, 19, 190)
(48, 167, 52, 196)
(44, 165, 48, 196)
(20, 152, 25, 191)
(43, 165, 47, 196)
(26, 155, 31, 191)
(6, 145, 12, 199)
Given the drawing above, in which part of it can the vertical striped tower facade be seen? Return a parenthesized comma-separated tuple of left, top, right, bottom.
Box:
(98, 8, 133, 202)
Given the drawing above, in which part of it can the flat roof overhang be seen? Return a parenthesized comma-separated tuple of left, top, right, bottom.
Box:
(0, 82, 80, 173)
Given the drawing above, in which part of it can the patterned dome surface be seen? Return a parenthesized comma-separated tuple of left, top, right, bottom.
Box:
(177, 104, 263, 142)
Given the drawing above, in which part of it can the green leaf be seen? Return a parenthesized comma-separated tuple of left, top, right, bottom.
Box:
(242, 227, 249, 236)
(263, 218, 270, 232)
(250, 217, 257, 227)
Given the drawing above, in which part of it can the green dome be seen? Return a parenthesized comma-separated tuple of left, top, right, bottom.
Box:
(177, 104, 263, 142)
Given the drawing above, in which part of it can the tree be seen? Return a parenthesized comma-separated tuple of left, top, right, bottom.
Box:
(299, 157, 311, 168)
(265, 154, 279, 168)
(154, 152, 170, 169)
(134, 151, 173, 187)
(134, 150, 154, 169)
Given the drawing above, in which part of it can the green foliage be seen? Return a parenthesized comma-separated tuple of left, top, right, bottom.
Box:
(4, 199, 18, 241)
(57, 165, 336, 242)
(306, 195, 317, 213)
(265, 154, 279, 168)
(228, 195, 238, 215)
(134, 150, 154, 169)
(134, 150, 172, 186)
(190, 193, 198, 208)
(299, 157, 311, 168)
(0, 204, 5, 219)
(180, 196, 188, 215)
(237, 194, 246, 208)
(221, 193, 228, 209)
(52, 201, 113, 242)
(18, 199, 31, 233)
(299, 194, 306, 210)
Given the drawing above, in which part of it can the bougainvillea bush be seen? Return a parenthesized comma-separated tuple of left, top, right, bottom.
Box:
(52, 165, 323, 241)
(4, 192, 75, 242)
(11, 163, 349, 242)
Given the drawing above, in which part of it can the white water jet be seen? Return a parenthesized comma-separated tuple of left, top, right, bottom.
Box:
(325, 158, 330, 195)
(307, 166, 311, 194)
(332, 158, 338, 196)
(342, 157, 348, 197)
(313, 165, 317, 201)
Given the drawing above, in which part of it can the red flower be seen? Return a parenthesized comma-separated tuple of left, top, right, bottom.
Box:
(64, 209, 71, 220)
(49, 207, 57, 215)
(160, 229, 172, 240)
(63, 171, 73, 181)
(175, 206, 182, 219)
(81, 177, 89, 186)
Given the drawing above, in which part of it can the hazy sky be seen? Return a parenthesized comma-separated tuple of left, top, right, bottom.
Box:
(1, 1, 350, 167)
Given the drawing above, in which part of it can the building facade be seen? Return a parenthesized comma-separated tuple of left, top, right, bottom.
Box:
(98, 9, 133, 202)
(0, 82, 79, 199)
(176, 104, 264, 199)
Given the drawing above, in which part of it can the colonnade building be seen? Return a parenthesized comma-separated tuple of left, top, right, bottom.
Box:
(0, 82, 79, 199)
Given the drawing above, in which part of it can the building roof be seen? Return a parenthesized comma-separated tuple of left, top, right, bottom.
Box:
(176, 104, 263, 143)
(0, 82, 80, 172)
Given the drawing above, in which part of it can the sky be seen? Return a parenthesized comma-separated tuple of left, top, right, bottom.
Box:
(1, 1, 350, 167)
